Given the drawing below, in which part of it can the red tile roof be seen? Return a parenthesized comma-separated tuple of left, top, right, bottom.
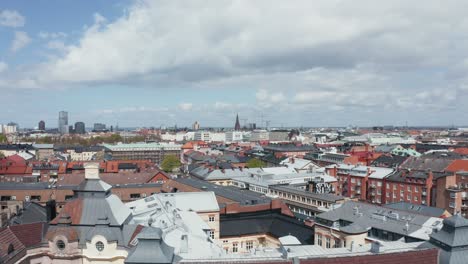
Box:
(446, 159, 468, 173)
(9, 222, 46, 248)
(50, 198, 83, 225)
(0, 227, 25, 259)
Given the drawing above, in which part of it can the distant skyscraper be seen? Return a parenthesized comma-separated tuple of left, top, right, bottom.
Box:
(75, 122, 85, 134)
(58, 111, 69, 134)
(38, 120, 45, 131)
(93, 123, 107, 131)
(234, 114, 241, 131)
(192, 121, 200, 131)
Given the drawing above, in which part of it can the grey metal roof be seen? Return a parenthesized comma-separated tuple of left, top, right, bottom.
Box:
(384, 202, 446, 218)
(174, 177, 271, 205)
(316, 201, 441, 240)
(125, 227, 175, 264)
(339, 223, 369, 234)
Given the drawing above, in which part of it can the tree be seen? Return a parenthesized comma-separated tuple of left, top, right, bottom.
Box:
(246, 158, 266, 168)
(160, 155, 181, 173)
(0, 152, 4, 159)
(0, 134, 7, 143)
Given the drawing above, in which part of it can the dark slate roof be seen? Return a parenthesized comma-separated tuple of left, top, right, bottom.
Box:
(400, 152, 462, 172)
(125, 227, 175, 264)
(387, 170, 451, 183)
(371, 154, 408, 168)
(173, 177, 271, 205)
(220, 209, 314, 244)
(263, 144, 318, 152)
(0, 144, 35, 151)
(270, 185, 345, 203)
(10, 202, 48, 225)
(384, 202, 446, 218)
(118, 163, 138, 170)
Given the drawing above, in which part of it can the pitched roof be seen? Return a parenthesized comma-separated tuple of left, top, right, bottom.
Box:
(8, 222, 47, 248)
(446, 159, 468, 173)
(384, 202, 447, 218)
(0, 227, 25, 261)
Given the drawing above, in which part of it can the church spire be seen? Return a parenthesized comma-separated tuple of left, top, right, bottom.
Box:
(234, 113, 241, 131)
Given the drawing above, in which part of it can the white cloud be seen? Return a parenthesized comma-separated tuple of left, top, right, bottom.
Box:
(0, 61, 8, 73)
(0, 10, 25, 27)
(46, 40, 68, 52)
(11, 31, 31, 52)
(178, 103, 193, 111)
(38, 31, 67, 39)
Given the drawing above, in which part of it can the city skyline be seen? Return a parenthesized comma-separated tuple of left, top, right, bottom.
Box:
(1, 1, 468, 127)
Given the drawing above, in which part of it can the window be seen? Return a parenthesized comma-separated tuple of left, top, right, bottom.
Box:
(232, 242, 238, 252)
(334, 239, 340, 248)
(316, 234, 322, 246)
(386, 192, 390, 198)
(130, 193, 141, 199)
(246, 241, 254, 250)
(407, 195, 411, 201)
(96, 241, 104, 252)
(386, 183, 390, 189)
(393, 185, 397, 190)
(407, 186, 411, 192)
(414, 196, 418, 202)
(351, 178, 356, 183)
(326, 237, 331, 248)
(65, 195, 74, 200)
(223, 240, 228, 243)
(31, 195, 41, 201)
(414, 187, 418, 193)
(209, 215, 215, 222)
(377, 189, 381, 195)
(56, 240, 66, 251)
(377, 182, 382, 187)
(209, 230, 215, 239)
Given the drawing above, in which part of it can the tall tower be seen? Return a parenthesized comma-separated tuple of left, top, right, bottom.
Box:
(58, 111, 69, 134)
(234, 114, 241, 131)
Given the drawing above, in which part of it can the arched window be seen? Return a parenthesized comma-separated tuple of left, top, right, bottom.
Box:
(56, 240, 66, 250)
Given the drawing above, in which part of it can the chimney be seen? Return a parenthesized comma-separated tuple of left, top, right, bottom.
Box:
(84, 162, 100, 180)
(46, 200, 57, 221)
(180, 234, 189, 253)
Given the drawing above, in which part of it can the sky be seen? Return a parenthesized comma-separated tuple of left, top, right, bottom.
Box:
(1, 0, 468, 129)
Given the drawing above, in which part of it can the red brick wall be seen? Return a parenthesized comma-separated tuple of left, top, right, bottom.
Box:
(299, 248, 438, 264)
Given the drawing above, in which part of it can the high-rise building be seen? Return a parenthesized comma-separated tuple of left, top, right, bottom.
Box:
(234, 114, 241, 131)
(58, 111, 69, 134)
(74, 122, 85, 134)
(93, 123, 107, 132)
(38, 120, 45, 131)
(192, 121, 200, 131)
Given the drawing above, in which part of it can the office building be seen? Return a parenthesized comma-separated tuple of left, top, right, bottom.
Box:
(103, 142, 182, 164)
(74, 121, 85, 134)
(38, 120, 45, 131)
(58, 111, 68, 134)
(93, 123, 107, 132)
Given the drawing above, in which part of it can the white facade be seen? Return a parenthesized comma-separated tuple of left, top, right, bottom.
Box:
(226, 131, 243, 143)
(1, 124, 17, 134)
(250, 130, 269, 141)
(194, 131, 211, 142)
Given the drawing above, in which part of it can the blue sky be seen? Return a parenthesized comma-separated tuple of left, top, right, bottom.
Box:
(1, 0, 468, 128)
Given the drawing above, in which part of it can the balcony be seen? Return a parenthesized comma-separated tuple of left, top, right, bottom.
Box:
(356, 181, 361, 186)
(369, 185, 376, 189)
(422, 191, 427, 196)
(450, 193, 457, 199)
